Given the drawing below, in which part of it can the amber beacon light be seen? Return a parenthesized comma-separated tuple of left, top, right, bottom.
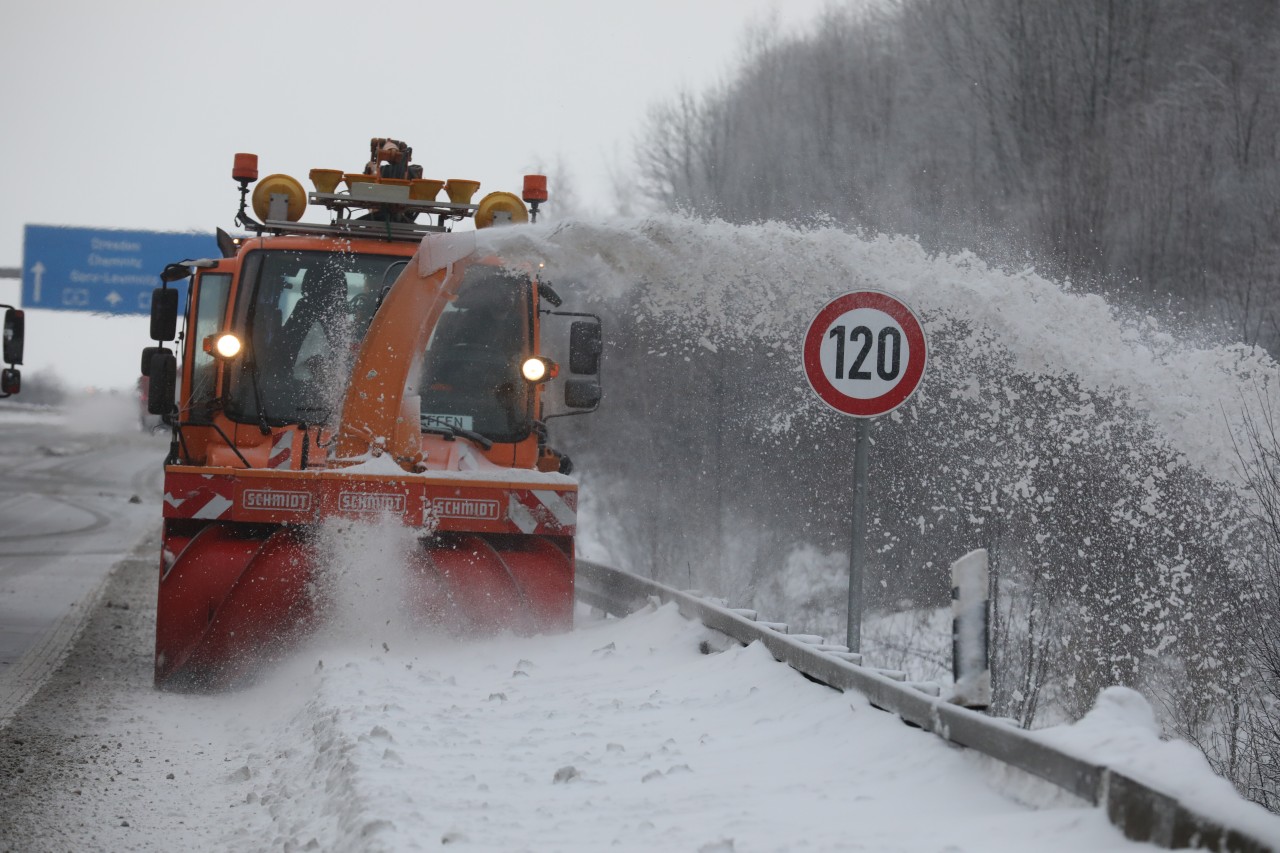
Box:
(232, 153, 259, 183)
(523, 174, 548, 222)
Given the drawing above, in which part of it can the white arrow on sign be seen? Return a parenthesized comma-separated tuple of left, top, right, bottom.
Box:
(30, 261, 45, 302)
(105, 291, 123, 307)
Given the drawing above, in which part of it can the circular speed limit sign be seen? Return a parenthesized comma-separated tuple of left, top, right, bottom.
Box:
(802, 290, 927, 417)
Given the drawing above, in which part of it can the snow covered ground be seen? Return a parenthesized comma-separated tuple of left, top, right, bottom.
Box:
(1, 534, 1156, 853)
(1, 403, 1277, 851)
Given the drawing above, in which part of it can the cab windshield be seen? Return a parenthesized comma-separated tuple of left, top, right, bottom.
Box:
(227, 249, 404, 426)
(417, 265, 534, 443)
(225, 250, 535, 442)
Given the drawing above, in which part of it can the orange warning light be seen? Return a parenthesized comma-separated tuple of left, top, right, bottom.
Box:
(233, 153, 259, 183)
(522, 174, 548, 203)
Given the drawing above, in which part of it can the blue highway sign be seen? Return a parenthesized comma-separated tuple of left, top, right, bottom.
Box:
(21, 225, 217, 315)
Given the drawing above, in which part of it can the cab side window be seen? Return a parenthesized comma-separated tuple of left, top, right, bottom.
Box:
(184, 273, 232, 423)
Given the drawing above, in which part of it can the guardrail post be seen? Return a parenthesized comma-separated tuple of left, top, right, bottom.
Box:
(951, 548, 991, 710)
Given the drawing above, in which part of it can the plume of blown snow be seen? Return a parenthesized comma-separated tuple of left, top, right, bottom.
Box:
(481, 216, 1277, 485)
(310, 515, 433, 651)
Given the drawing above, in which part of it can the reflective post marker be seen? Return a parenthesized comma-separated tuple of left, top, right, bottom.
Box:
(951, 548, 992, 709)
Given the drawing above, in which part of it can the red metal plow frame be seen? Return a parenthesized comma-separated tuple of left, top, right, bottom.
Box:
(156, 467, 577, 690)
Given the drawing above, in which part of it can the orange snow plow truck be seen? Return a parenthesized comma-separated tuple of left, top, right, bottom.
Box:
(141, 139, 602, 690)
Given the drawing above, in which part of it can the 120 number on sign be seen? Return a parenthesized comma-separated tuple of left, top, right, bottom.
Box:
(802, 291, 927, 418)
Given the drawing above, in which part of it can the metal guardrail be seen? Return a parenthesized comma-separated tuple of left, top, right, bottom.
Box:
(575, 559, 1276, 852)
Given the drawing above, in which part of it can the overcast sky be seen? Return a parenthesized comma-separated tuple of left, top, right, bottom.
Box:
(0, 0, 840, 391)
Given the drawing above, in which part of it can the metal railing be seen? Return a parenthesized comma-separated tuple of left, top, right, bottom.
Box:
(575, 559, 1276, 853)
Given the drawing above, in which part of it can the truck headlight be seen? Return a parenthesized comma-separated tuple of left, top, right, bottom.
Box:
(214, 333, 242, 359)
(521, 357, 557, 383)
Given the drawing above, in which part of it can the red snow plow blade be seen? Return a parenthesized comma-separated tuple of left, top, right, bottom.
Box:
(156, 517, 574, 691)
(156, 468, 578, 690)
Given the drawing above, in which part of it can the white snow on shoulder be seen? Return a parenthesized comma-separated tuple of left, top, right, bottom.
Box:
(1033, 686, 1280, 843)
(65, 604, 1151, 851)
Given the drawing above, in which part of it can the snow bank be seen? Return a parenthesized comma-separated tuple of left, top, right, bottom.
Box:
(0, 544, 1173, 852)
(1034, 687, 1280, 843)
(222, 604, 1144, 851)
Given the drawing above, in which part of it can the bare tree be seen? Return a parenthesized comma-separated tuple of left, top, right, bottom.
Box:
(623, 0, 1280, 809)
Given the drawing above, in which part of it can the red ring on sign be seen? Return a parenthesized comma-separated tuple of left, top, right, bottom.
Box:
(802, 290, 927, 417)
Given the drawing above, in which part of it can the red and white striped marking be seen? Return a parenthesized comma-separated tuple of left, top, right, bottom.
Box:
(507, 489, 577, 534)
(163, 475, 233, 520)
(267, 432, 293, 470)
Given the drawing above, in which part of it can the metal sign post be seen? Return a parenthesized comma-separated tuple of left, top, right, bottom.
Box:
(847, 417, 870, 651)
(803, 290, 927, 654)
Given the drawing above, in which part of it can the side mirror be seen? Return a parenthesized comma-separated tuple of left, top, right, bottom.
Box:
(150, 288, 179, 342)
(216, 228, 241, 259)
(140, 345, 167, 377)
(160, 262, 193, 283)
(537, 282, 563, 307)
(569, 321, 602, 375)
(3, 308, 24, 365)
(147, 349, 177, 415)
(1, 368, 19, 396)
(564, 379, 601, 410)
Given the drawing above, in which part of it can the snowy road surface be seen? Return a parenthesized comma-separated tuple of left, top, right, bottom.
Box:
(0, 552, 1148, 851)
(0, 399, 162, 711)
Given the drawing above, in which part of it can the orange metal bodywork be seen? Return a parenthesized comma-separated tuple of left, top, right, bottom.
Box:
(156, 231, 573, 690)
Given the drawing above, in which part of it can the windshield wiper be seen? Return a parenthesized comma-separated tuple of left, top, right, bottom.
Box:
(246, 356, 272, 435)
(419, 415, 494, 450)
